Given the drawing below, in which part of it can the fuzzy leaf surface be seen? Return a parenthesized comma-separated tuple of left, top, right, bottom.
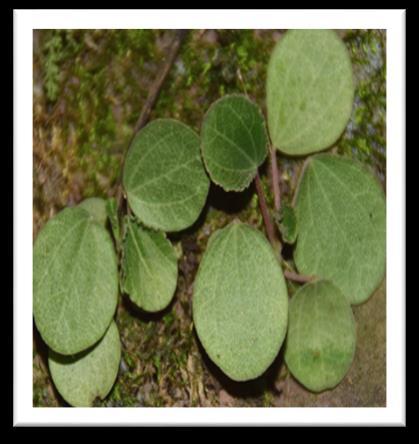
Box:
(294, 154, 386, 304)
(266, 29, 354, 155)
(123, 119, 210, 232)
(122, 218, 178, 312)
(78, 197, 107, 226)
(284, 280, 356, 392)
(33, 207, 118, 355)
(193, 221, 288, 381)
(49, 321, 121, 407)
(201, 94, 268, 191)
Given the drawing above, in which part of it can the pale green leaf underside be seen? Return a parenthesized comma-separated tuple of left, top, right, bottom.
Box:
(123, 119, 210, 232)
(122, 218, 178, 312)
(266, 29, 354, 155)
(193, 221, 288, 381)
(294, 154, 386, 305)
(78, 197, 108, 226)
(284, 280, 356, 392)
(201, 94, 268, 191)
(33, 207, 118, 355)
(49, 321, 121, 407)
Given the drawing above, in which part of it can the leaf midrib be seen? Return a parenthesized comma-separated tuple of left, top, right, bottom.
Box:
(130, 156, 199, 193)
(206, 125, 256, 167)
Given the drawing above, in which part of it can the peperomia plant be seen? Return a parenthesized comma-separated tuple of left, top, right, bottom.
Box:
(33, 29, 386, 406)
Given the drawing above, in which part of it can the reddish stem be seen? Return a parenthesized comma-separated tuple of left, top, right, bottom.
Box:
(270, 147, 281, 212)
(255, 170, 313, 285)
(254, 172, 278, 248)
(283, 270, 315, 284)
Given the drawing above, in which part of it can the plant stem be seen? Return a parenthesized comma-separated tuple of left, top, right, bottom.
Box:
(270, 147, 281, 212)
(115, 29, 188, 212)
(254, 172, 278, 249)
(283, 270, 315, 284)
(255, 171, 312, 284)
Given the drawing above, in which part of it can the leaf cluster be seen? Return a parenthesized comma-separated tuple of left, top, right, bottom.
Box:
(33, 30, 386, 404)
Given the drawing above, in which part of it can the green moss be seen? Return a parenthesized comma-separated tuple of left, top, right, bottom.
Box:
(36, 30, 163, 203)
(152, 30, 277, 131)
(338, 30, 386, 184)
(262, 390, 275, 407)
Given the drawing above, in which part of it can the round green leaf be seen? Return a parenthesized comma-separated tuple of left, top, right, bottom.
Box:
(123, 119, 210, 232)
(266, 29, 354, 155)
(33, 207, 118, 355)
(284, 280, 356, 392)
(49, 321, 121, 407)
(201, 94, 268, 191)
(193, 221, 288, 381)
(122, 218, 178, 312)
(78, 197, 107, 226)
(294, 154, 386, 305)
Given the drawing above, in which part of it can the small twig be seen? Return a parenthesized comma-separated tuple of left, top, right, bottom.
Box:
(270, 146, 281, 212)
(115, 29, 189, 212)
(130, 29, 188, 141)
(254, 172, 278, 249)
(283, 270, 315, 284)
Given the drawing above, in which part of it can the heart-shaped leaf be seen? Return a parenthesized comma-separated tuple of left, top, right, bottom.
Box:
(49, 321, 121, 407)
(123, 119, 210, 232)
(122, 218, 178, 312)
(284, 280, 356, 392)
(266, 29, 354, 155)
(293, 154, 386, 304)
(33, 207, 118, 355)
(201, 94, 268, 191)
(78, 197, 107, 226)
(193, 221, 288, 381)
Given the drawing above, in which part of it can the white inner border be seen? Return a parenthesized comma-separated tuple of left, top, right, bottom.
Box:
(14, 9, 406, 426)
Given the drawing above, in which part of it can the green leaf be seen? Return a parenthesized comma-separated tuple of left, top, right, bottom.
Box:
(78, 197, 108, 226)
(284, 280, 356, 392)
(122, 218, 178, 312)
(33, 207, 118, 355)
(274, 203, 298, 244)
(266, 29, 354, 155)
(106, 197, 121, 248)
(123, 119, 210, 232)
(49, 321, 121, 407)
(201, 94, 268, 191)
(193, 221, 288, 381)
(293, 154, 386, 304)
